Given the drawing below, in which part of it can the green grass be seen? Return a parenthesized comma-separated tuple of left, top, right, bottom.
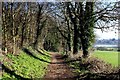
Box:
(2, 47, 51, 79)
(92, 51, 119, 67)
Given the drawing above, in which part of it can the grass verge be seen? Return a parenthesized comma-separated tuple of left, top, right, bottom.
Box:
(1, 47, 51, 79)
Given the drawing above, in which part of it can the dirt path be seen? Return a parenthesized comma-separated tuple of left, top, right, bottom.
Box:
(43, 52, 76, 80)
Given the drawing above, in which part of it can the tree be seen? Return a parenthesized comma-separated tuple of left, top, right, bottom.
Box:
(2, 1, 118, 58)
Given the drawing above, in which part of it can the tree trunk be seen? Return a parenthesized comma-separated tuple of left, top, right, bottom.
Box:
(11, 3, 16, 54)
(73, 23, 79, 54)
(2, 3, 6, 51)
(33, 3, 43, 48)
(81, 38, 89, 58)
(67, 18, 71, 51)
(66, 3, 79, 54)
(21, 23, 25, 47)
(67, 33, 71, 51)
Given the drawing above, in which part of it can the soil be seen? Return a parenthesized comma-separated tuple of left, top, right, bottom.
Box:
(43, 52, 76, 80)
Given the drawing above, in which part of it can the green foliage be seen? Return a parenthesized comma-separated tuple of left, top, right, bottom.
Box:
(2, 72, 18, 80)
(43, 27, 60, 52)
(2, 47, 51, 79)
(69, 61, 82, 73)
(92, 51, 119, 67)
(96, 47, 117, 51)
(60, 51, 65, 55)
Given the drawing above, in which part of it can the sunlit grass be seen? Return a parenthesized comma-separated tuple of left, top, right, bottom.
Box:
(2, 47, 51, 79)
(92, 51, 119, 67)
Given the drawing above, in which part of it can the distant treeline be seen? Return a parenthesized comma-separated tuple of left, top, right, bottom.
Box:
(95, 38, 119, 45)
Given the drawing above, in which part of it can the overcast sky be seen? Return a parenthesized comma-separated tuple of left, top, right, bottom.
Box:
(95, 29, 118, 39)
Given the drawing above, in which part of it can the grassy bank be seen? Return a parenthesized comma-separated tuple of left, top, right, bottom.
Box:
(92, 51, 119, 67)
(1, 47, 51, 79)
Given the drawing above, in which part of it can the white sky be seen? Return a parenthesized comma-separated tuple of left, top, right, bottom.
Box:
(95, 29, 118, 39)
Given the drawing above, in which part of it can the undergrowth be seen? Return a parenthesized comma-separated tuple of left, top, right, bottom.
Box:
(69, 57, 119, 80)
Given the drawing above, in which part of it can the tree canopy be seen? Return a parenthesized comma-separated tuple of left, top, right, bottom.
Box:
(1, 1, 119, 58)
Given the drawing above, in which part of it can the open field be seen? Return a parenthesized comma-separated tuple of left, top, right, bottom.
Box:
(92, 51, 119, 67)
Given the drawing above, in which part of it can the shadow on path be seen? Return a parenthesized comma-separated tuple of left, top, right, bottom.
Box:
(50, 54, 82, 64)
(22, 48, 81, 64)
(35, 48, 50, 58)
